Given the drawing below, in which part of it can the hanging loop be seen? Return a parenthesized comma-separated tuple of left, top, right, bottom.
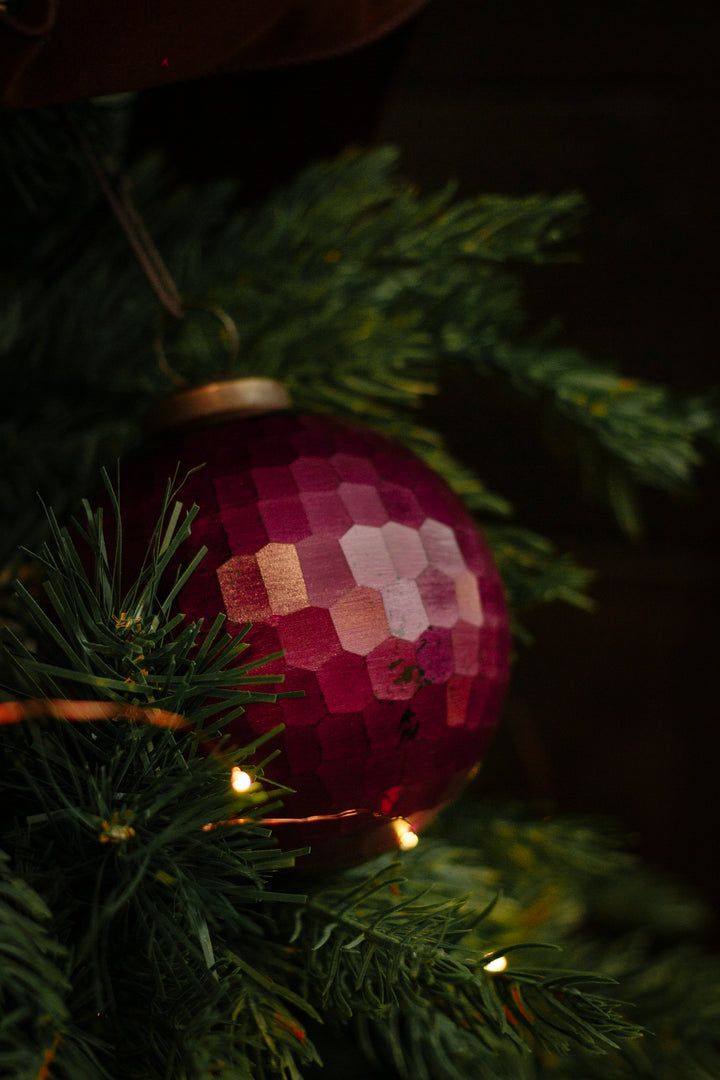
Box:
(153, 301, 241, 387)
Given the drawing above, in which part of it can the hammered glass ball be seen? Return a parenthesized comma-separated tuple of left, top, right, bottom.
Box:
(118, 400, 511, 866)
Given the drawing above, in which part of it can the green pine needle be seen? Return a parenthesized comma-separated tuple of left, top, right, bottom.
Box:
(2, 467, 288, 729)
(2, 143, 716, 610)
(0, 471, 320, 1078)
(282, 862, 643, 1071)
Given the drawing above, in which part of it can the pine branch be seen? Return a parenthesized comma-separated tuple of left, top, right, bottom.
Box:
(1, 114, 717, 1080)
(0, 471, 716, 1078)
(478, 344, 713, 536)
(0, 850, 108, 1080)
(484, 524, 595, 624)
(282, 862, 643, 1074)
(0, 472, 325, 1079)
(1, 467, 289, 722)
(2, 144, 714, 611)
(404, 806, 720, 1080)
(293, 806, 720, 1080)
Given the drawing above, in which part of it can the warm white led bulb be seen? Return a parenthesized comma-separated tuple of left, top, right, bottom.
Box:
(392, 818, 419, 851)
(230, 767, 253, 793)
(483, 955, 508, 973)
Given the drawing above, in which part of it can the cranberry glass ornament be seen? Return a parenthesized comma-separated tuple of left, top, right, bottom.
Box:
(121, 381, 511, 866)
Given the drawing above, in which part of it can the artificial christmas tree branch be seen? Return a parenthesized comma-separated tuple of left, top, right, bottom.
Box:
(286, 864, 641, 1057)
(0, 486, 315, 1078)
(2, 142, 716, 613)
(2, 99, 720, 1080)
(1, 479, 719, 1076)
(302, 810, 720, 1080)
(0, 479, 656, 1079)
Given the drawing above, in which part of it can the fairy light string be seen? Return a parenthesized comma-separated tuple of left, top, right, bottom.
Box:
(0, 697, 420, 850)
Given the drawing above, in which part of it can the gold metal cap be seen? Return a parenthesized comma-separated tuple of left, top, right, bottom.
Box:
(143, 378, 291, 435)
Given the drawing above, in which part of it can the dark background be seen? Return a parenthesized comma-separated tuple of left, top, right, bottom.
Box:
(132, 1, 720, 915)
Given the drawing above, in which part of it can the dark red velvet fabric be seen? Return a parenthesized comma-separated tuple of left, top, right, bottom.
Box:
(0, 0, 429, 107)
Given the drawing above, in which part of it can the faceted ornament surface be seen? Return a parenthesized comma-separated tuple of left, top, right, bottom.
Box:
(120, 412, 511, 866)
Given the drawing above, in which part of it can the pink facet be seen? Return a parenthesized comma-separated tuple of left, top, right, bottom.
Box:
(218, 504, 268, 555)
(340, 524, 397, 588)
(455, 568, 484, 627)
(413, 479, 458, 526)
(317, 756, 368, 809)
(380, 578, 428, 641)
(446, 674, 474, 727)
(381, 521, 428, 579)
(256, 543, 309, 615)
(418, 626, 454, 682)
(249, 436, 297, 468)
(275, 667, 328, 726)
(379, 783, 402, 815)
(213, 471, 256, 509)
(299, 489, 353, 538)
(295, 534, 355, 607)
(317, 713, 369, 771)
(180, 567, 225, 624)
(277, 606, 342, 670)
(454, 523, 488, 576)
(451, 621, 481, 676)
(190, 512, 232, 565)
(372, 450, 428, 487)
(239, 621, 283, 677)
(316, 652, 375, 713)
(367, 752, 407, 798)
(338, 482, 389, 526)
(417, 565, 459, 628)
(330, 585, 389, 655)
(329, 426, 376, 457)
(258, 495, 312, 543)
(465, 675, 495, 734)
(362, 697, 410, 751)
(290, 457, 340, 491)
(366, 637, 422, 700)
(477, 625, 509, 677)
(377, 481, 426, 527)
(290, 430, 337, 458)
(420, 518, 466, 577)
(331, 452, 378, 484)
(476, 570, 507, 628)
(242, 697, 285, 741)
(405, 681, 447, 742)
(251, 465, 299, 500)
(217, 554, 271, 624)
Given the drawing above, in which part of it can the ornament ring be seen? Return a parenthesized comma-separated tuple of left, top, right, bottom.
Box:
(154, 301, 241, 387)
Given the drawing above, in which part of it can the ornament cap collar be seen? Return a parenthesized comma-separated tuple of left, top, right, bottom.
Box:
(143, 378, 291, 435)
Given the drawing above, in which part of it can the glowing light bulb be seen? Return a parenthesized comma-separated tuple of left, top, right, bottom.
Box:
(483, 955, 508, 974)
(392, 818, 419, 851)
(230, 767, 253, 793)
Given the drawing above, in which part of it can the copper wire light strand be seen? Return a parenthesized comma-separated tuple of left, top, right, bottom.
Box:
(2, 698, 418, 845)
(0, 697, 189, 729)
